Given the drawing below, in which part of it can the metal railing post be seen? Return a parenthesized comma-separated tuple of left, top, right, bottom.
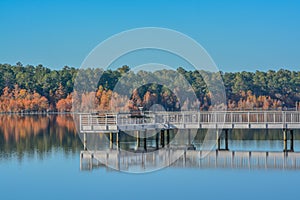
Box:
(248, 112, 250, 124)
(208, 113, 210, 123)
(214, 112, 217, 123)
(283, 111, 286, 128)
(79, 114, 82, 132)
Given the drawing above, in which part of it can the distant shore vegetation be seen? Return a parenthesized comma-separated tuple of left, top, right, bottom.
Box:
(0, 63, 300, 113)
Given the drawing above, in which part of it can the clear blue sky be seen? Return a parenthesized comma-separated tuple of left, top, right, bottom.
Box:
(0, 0, 299, 72)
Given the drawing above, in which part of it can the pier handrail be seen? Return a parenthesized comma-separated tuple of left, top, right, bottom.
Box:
(79, 111, 300, 132)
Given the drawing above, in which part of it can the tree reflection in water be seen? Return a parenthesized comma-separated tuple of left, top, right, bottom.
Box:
(0, 114, 82, 161)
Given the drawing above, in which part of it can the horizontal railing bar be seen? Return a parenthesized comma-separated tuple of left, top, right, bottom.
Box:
(79, 111, 300, 131)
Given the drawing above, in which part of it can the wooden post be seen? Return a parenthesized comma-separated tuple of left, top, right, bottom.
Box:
(106, 152, 109, 167)
(116, 132, 120, 150)
(109, 132, 113, 149)
(188, 129, 191, 145)
(161, 129, 165, 148)
(183, 150, 186, 167)
(265, 152, 268, 169)
(116, 151, 120, 171)
(216, 129, 220, 150)
(89, 153, 93, 170)
(136, 131, 140, 148)
(166, 129, 170, 147)
(143, 131, 147, 151)
(225, 129, 229, 150)
(83, 132, 87, 151)
(231, 151, 235, 168)
(290, 130, 294, 152)
(215, 150, 218, 167)
(283, 129, 287, 152)
(155, 132, 159, 150)
(80, 152, 83, 171)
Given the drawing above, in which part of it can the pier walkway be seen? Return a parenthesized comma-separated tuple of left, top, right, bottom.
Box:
(79, 111, 300, 133)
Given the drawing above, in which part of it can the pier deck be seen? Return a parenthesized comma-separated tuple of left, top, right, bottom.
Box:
(79, 111, 300, 133)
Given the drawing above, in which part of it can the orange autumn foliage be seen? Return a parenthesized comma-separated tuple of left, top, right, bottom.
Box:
(0, 85, 49, 112)
(56, 94, 73, 112)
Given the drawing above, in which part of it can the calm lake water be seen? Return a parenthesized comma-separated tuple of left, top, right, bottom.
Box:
(0, 115, 299, 200)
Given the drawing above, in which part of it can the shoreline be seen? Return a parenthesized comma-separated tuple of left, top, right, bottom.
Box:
(0, 108, 298, 115)
(0, 111, 75, 115)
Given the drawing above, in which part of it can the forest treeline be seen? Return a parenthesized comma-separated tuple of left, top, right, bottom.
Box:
(0, 63, 300, 112)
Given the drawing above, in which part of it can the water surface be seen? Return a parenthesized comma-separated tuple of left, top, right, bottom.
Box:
(0, 115, 299, 200)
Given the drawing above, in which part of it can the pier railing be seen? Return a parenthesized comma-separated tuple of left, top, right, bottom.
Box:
(157, 111, 300, 124)
(79, 111, 300, 132)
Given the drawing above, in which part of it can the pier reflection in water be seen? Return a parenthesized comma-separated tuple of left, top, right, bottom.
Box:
(80, 149, 300, 171)
(80, 129, 300, 172)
